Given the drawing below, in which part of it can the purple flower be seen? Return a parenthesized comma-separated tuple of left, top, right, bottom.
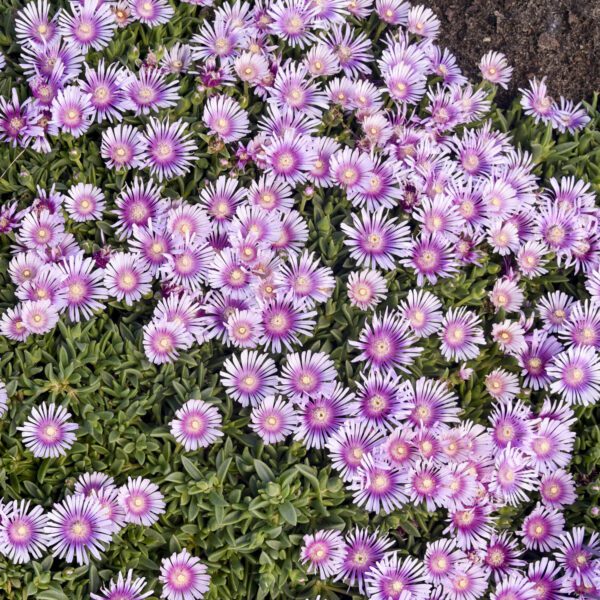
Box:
(259, 297, 316, 352)
(203, 95, 249, 143)
(351, 310, 422, 372)
(130, 0, 174, 26)
(81, 60, 129, 123)
(124, 67, 179, 115)
(479, 51, 513, 89)
(18, 402, 78, 458)
(520, 503, 565, 552)
(91, 570, 152, 600)
(490, 574, 538, 600)
(143, 320, 193, 364)
(268, 0, 319, 48)
(300, 529, 345, 579)
(159, 549, 210, 600)
(114, 177, 164, 239)
(0, 500, 48, 564)
(424, 538, 465, 584)
(279, 350, 337, 401)
(326, 420, 381, 481)
(520, 78, 556, 124)
(101, 124, 147, 170)
(49, 86, 93, 138)
(21, 299, 59, 334)
(336, 528, 394, 593)
(65, 183, 105, 221)
(556, 527, 600, 586)
(250, 395, 297, 444)
(58, 0, 116, 52)
(45, 494, 112, 565)
(264, 132, 314, 185)
(170, 399, 223, 450)
(490, 446, 537, 506)
(104, 252, 152, 305)
(220, 350, 278, 407)
(548, 345, 600, 405)
(15, 0, 60, 48)
(539, 469, 577, 509)
(55, 255, 108, 322)
(365, 554, 431, 600)
(342, 209, 410, 270)
(143, 118, 198, 182)
(351, 454, 408, 514)
(119, 476, 165, 526)
(0, 90, 44, 148)
(347, 269, 387, 311)
(439, 308, 485, 362)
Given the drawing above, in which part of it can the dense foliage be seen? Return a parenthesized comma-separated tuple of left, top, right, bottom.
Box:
(0, 1, 599, 600)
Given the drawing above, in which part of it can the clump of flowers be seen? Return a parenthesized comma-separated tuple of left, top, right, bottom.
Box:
(0, 0, 598, 599)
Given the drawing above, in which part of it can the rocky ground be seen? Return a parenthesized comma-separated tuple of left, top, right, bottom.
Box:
(423, 0, 600, 104)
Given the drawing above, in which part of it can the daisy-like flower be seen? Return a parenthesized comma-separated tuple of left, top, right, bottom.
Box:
(519, 504, 565, 552)
(479, 51, 513, 89)
(423, 538, 465, 584)
(336, 528, 393, 594)
(351, 454, 408, 514)
(124, 67, 179, 115)
(225, 309, 262, 348)
(408, 460, 451, 512)
(551, 98, 591, 134)
(17, 210, 65, 250)
(300, 529, 345, 579)
(294, 383, 353, 449)
(350, 310, 422, 372)
(58, 0, 116, 51)
(264, 132, 314, 185)
(488, 399, 533, 451)
(520, 78, 556, 124)
(45, 494, 112, 565)
(161, 235, 213, 292)
(143, 320, 192, 364)
(445, 503, 495, 550)
(259, 297, 316, 353)
(485, 368, 520, 402)
(119, 477, 165, 526)
(330, 148, 374, 193)
(538, 290, 576, 333)
(220, 350, 278, 407)
(250, 396, 297, 444)
(277, 251, 335, 307)
(80, 62, 127, 123)
(170, 399, 223, 450)
(482, 532, 525, 582)
(405, 378, 460, 428)
(518, 332, 563, 390)
(491, 575, 537, 600)
(268, 0, 319, 48)
(350, 370, 408, 432)
(526, 559, 570, 600)
(0, 500, 48, 564)
(143, 118, 198, 182)
(21, 299, 59, 334)
(490, 446, 538, 506)
(0, 306, 29, 342)
(525, 418, 574, 473)
(489, 278, 525, 313)
(114, 177, 164, 240)
(548, 345, 600, 405)
(365, 554, 431, 600)
(91, 570, 152, 600)
(439, 308, 485, 362)
(101, 124, 147, 170)
(279, 350, 337, 401)
(493, 320, 526, 357)
(203, 95, 250, 143)
(326, 420, 381, 481)
(398, 290, 443, 339)
(560, 300, 600, 349)
(347, 269, 387, 311)
(159, 549, 210, 600)
(130, 0, 174, 26)
(65, 183, 105, 221)
(15, 0, 60, 48)
(402, 234, 457, 286)
(556, 528, 600, 586)
(539, 469, 577, 509)
(104, 252, 152, 305)
(55, 255, 108, 322)
(18, 403, 78, 458)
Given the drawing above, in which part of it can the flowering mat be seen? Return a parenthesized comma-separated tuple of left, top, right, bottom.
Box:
(0, 0, 599, 599)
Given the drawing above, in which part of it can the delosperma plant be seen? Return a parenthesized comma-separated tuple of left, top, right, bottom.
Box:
(0, 0, 599, 599)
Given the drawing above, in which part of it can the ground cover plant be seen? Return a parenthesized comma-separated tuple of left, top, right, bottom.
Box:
(0, 1, 599, 599)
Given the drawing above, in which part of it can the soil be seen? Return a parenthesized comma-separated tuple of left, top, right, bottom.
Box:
(422, 0, 600, 105)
